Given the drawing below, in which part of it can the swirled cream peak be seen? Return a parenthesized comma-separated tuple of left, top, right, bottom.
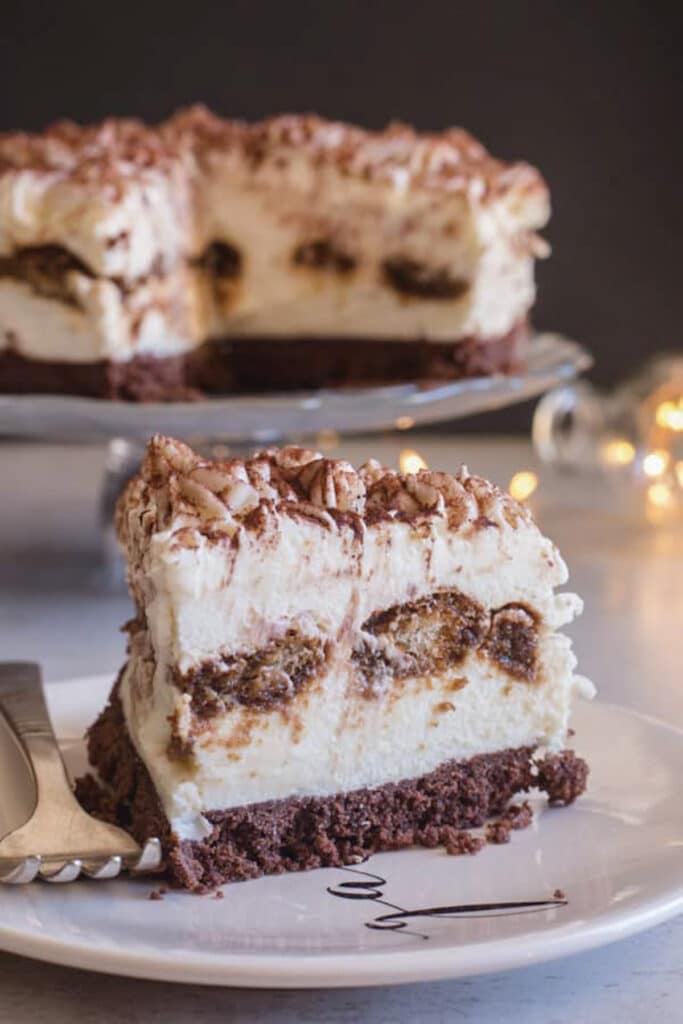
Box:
(165, 106, 547, 206)
(0, 106, 548, 281)
(118, 433, 531, 546)
(1, 107, 547, 205)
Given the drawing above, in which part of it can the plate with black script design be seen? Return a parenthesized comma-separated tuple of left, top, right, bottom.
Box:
(0, 675, 682, 988)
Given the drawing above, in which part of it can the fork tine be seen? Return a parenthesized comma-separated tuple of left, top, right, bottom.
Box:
(0, 664, 164, 885)
(131, 838, 163, 873)
(82, 856, 122, 880)
(0, 857, 41, 884)
(41, 859, 82, 883)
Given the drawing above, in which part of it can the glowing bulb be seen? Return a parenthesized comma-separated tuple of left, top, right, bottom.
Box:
(655, 399, 683, 432)
(395, 416, 415, 431)
(601, 438, 636, 467)
(643, 449, 670, 477)
(399, 449, 427, 474)
(647, 482, 674, 509)
(509, 470, 538, 502)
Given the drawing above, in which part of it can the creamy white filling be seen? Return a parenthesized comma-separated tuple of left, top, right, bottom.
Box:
(0, 277, 200, 362)
(0, 168, 189, 280)
(215, 244, 533, 341)
(140, 511, 574, 670)
(118, 505, 592, 841)
(0, 153, 544, 361)
(120, 638, 592, 842)
(0, 243, 531, 361)
(196, 162, 537, 341)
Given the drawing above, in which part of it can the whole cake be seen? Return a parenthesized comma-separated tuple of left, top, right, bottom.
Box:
(80, 435, 593, 891)
(0, 107, 549, 399)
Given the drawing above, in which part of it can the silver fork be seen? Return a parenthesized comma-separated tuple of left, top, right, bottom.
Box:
(0, 662, 162, 883)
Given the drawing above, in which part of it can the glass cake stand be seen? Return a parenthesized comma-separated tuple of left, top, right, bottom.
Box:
(0, 331, 591, 577)
(0, 333, 589, 443)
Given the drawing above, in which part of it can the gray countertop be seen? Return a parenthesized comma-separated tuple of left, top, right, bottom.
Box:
(1, 436, 681, 1022)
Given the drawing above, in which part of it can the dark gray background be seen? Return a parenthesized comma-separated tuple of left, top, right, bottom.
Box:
(1, 0, 680, 429)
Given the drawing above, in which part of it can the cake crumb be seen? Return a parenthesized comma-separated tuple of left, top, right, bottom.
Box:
(486, 820, 512, 844)
(553, 887, 567, 901)
(214, 889, 225, 900)
(433, 825, 486, 856)
(507, 801, 533, 830)
(148, 887, 167, 901)
(537, 751, 588, 806)
(486, 801, 534, 844)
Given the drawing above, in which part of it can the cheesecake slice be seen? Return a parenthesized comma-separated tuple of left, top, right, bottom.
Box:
(80, 435, 593, 890)
(0, 107, 549, 399)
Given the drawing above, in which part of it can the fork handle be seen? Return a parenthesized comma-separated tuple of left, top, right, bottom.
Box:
(0, 662, 79, 812)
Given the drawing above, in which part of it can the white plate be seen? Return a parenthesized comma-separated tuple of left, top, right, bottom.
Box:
(0, 675, 681, 989)
(0, 333, 590, 442)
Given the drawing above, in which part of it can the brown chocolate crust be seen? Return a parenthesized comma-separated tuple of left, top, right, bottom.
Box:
(78, 684, 589, 892)
(0, 348, 196, 401)
(0, 322, 527, 400)
(188, 322, 527, 392)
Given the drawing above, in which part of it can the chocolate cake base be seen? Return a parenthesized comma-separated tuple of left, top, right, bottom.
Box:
(0, 323, 526, 401)
(77, 687, 588, 892)
(0, 349, 196, 401)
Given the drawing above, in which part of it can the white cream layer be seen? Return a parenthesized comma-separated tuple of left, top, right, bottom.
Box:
(0, 149, 546, 361)
(0, 166, 190, 281)
(0, 276, 200, 362)
(119, 503, 592, 841)
(0, 236, 533, 362)
(120, 637, 591, 842)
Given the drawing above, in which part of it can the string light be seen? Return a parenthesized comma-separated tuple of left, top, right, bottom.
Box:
(533, 357, 683, 527)
(655, 398, 683, 432)
(509, 471, 538, 502)
(600, 438, 636, 467)
(647, 482, 675, 510)
(399, 449, 427, 474)
(642, 449, 670, 478)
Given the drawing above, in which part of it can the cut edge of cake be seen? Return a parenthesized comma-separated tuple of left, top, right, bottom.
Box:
(0, 108, 549, 398)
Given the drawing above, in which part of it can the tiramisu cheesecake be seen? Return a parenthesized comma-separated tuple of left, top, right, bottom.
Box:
(0, 107, 549, 399)
(80, 435, 593, 891)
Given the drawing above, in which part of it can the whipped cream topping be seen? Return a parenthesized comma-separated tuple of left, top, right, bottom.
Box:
(0, 122, 190, 281)
(0, 107, 549, 361)
(116, 437, 593, 839)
